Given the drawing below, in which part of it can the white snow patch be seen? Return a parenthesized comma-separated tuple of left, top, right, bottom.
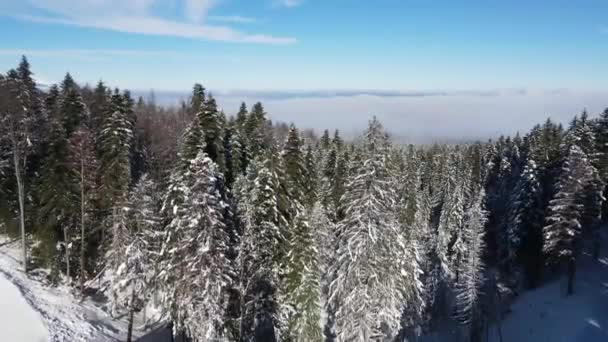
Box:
(486, 238, 608, 342)
(0, 236, 155, 341)
(0, 273, 49, 342)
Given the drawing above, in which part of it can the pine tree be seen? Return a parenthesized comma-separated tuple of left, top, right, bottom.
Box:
(282, 124, 306, 201)
(88, 80, 110, 133)
(239, 155, 287, 342)
(162, 152, 234, 340)
(320, 130, 331, 150)
(246, 102, 270, 158)
(329, 118, 412, 342)
(111, 174, 159, 341)
(190, 83, 206, 117)
(302, 144, 318, 209)
(284, 210, 323, 341)
(454, 190, 486, 326)
(543, 144, 595, 295)
(36, 109, 76, 278)
(198, 94, 225, 172)
(59, 73, 88, 137)
(236, 102, 248, 133)
(412, 185, 439, 330)
(99, 89, 133, 211)
(508, 157, 544, 287)
(0, 72, 37, 271)
(437, 151, 468, 283)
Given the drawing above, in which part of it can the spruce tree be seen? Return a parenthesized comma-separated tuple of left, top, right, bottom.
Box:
(239, 155, 286, 342)
(59, 73, 88, 137)
(0, 72, 38, 271)
(329, 118, 413, 342)
(543, 144, 595, 295)
(198, 94, 225, 172)
(454, 190, 487, 326)
(111, 174, 160, 341)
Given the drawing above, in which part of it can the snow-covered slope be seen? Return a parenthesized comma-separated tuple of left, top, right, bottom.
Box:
(488, 246, 608, 342)
(0, 237, 148, 341)
(0, 273, 49, 342)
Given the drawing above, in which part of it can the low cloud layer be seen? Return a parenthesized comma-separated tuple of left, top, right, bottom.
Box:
(137, 88, 608, 143)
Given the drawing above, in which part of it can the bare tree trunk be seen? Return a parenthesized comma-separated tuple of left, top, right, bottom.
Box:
(493, 273, 503, 342)
(80, 158, 86, 295)
(593, 227, 600, 260)
(127, 289, 135, 342)
(567, 257, 576, 296)
(64, 220, 70, 280)
(13, 149, 27, 273)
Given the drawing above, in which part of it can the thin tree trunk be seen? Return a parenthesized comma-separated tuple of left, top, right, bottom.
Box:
(64, 220, 70, 280)
(567, 257, 576, 296)
(13, 149, 27, 273)
(127, 289, 135, 342)
(593, 227, 600, 260)
(80, 157, 86, 295)
(494, 275, 503, 342)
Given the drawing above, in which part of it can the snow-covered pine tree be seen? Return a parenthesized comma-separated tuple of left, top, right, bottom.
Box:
(284, 210, 323, 341)
(184, 152, 234, 340)
(111, 174, 160, 342)
(280, 123, 324, 340)
(246, 102, 270, 159)
(198, 94, 225, 172)
(454, 190, 487, 326)
(99, 89, 133, 213)
(437, 150, 468, 283)
(239, 155, 287, 342)
(412, 184, 439, 332)
(37, 75, 89, 280)
(235, 102, 248, 132)
(394, 152, 427, 339)
(59, 73, 88, 137)
(320, 130, 331, 151)
(282, 124, 307, 201)
(595, 108, 608, 220)
(0, 71, 36, 271)
(543, 144, 595, 295)
(329, 117, 412, 342)
(302, 144, 319, 209)
(190, 83, 205, 117)
(506, 156, 544, 288)
(569, 113, 604, 257)
(36, 106, 76, 280)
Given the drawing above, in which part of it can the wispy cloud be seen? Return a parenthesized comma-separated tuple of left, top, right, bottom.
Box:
(208, 15, 257, 24)
(275, 0, 304, 8)
(12, 0, 295, 44)
(0, 48, 181, 58)
(184, 0, 216, 23)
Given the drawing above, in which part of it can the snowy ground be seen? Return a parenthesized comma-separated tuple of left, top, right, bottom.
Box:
(0, 236, 156, 341)
(487, 245, 608, 342)
(420, 233, 608, 342)
(0, 272, 49, 342)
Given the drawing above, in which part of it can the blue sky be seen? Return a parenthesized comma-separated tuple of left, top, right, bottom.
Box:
(1, 0, 607, 91)
(1, 1, 608, 140)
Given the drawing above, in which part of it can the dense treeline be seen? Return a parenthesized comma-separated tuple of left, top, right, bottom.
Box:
(0, 57, 607, 342)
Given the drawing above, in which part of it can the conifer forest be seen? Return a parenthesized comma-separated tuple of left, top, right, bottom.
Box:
(1, 57, 608, 342)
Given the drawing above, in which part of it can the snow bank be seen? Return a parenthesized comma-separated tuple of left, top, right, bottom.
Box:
(488, 248, 608, 342)
(0, 273, 49, 342)
(0, 237, 152, 341)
